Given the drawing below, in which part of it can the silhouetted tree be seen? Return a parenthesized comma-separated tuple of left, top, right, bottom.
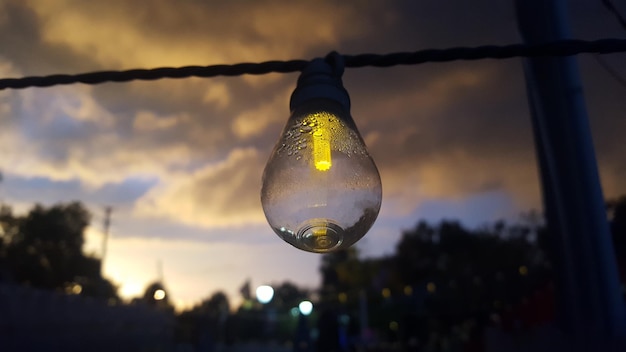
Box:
(6, 202, 89, 288)
(0, 205, 11, 281)
(317, 217, 552, 348)
(319, 247, 373, 303)
(176, 291, 231, 348)
(1, 202, 118, 300)
(320, 248, 356, 291)
(273, 281, 308, 310)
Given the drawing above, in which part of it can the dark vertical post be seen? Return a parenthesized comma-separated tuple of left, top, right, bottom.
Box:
(101, 206, 112, 274)
(359, 290, 368, 341)
(516, 0, 626, 346)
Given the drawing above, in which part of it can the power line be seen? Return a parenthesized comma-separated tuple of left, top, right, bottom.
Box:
(602, 0, 626, 31)
(594, 54, 626, 90)
(596, 0, 626, 89)
(1, 38, 626, 90)
(101, 206, 112, 273)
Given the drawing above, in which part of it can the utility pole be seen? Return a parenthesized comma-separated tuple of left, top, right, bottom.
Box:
(0, 170, 4, 206)
(157, 259, 164, 283)
(516, 0, 626, 349)
(101, 206, 112, 274)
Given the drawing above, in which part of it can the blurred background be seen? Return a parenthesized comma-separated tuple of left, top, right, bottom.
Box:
(0, 0, 625, 351)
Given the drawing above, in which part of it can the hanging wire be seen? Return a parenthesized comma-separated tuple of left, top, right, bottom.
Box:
(594, 55, 626, 91)
(602, 0, 626, 30)
(595, 0, 626, 90)
(1, 38, 626, 91)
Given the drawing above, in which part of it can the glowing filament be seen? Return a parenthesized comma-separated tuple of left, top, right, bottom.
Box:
(313, 126, 332, 171)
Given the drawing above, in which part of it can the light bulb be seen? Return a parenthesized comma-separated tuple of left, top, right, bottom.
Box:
(261, 54, 382, 253)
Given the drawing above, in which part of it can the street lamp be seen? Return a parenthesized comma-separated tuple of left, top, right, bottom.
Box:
(153, 289, 166, 301)
(294, 300, 314, 352)
(255, 285, 276, 340)
(256, 285, 274, 304)
(298, 300, 313, 316)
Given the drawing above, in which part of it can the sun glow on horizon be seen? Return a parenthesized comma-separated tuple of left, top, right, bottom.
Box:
(82, 230, 321, 311)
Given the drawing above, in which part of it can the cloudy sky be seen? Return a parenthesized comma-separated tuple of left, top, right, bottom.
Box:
(1, 0, 625, 309)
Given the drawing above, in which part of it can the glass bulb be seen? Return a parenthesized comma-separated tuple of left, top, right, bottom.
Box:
(261, 98, 382, 253)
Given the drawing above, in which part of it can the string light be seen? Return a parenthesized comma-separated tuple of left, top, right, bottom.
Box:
(261, 53, 382, 252)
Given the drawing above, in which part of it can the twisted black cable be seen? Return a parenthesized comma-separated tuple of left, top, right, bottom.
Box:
(1, 38, 625, 90)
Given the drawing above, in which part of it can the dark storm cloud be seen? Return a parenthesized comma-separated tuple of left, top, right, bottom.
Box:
(0, 0, 624, 232)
